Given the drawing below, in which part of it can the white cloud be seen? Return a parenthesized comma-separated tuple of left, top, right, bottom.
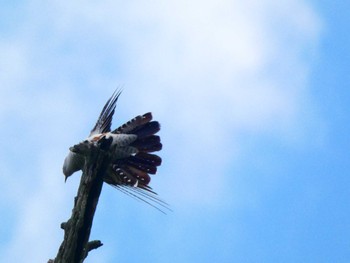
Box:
(105, 0, 322, 205)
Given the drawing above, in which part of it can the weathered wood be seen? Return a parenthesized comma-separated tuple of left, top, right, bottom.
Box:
(51, 141, 111, 263)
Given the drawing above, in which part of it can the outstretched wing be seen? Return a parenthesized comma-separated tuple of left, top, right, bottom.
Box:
(89, 90, 122, 137)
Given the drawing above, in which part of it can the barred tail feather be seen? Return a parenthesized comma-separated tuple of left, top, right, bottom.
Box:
(113, 112, 153, 134)
(106, 111, 166, 212)
(132, 121, 160, 139)
(126, 160, 157, 175)
(110, 164, 150, 186)
(127, 152, 162, 173)
(133, 152, 162, 166)
(131, 135, 162, 152)
(104, 164, 170, 213)
(123, 165, 151, 185)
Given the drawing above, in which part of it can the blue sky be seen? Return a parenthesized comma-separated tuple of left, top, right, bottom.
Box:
(0, 1, 349, 262)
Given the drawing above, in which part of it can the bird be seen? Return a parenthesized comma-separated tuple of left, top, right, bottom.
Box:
(62, 90, 168, 213)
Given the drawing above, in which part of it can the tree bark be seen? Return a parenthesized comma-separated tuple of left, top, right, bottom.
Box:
(50, 141, 111, 263)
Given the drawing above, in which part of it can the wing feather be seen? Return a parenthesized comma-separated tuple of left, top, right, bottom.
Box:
(89, 90, 122, 136)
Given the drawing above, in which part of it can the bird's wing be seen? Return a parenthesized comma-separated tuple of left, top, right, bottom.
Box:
(89, 90, 122, 137)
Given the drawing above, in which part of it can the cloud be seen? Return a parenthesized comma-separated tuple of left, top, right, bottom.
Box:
(106, 0, 322, 205)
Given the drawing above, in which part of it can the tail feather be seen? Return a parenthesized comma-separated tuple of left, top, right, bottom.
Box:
(124, 166, 151, 184)
(131, 135, 162, 152)
(131, 152, 162, 166)
(132, 121, 160, 139)
(113, 112, 153, 134)
(105, 111, 165, 213)
(111, 163, 151, 186)
(126, 158, 157, 174)
(108, 149, 162, 188)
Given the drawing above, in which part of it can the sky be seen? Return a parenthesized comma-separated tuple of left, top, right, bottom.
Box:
(0, 0, 349, 262)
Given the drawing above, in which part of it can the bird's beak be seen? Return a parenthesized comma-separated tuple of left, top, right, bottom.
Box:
(65, 176, 68, 183)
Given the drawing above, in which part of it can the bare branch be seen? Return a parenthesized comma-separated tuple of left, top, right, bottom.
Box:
(51, 141, 112, 263)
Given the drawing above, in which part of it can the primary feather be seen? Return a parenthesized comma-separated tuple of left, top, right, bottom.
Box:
(90, 90, 122, 137)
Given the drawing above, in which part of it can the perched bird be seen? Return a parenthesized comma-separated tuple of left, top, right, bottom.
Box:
(63, 90, 168, 212)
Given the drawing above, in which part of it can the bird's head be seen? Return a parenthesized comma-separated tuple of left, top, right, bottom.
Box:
(62, 151, 84, 182)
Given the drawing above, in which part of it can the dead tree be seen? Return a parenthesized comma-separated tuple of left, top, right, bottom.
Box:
(49, 141, 110, 263)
